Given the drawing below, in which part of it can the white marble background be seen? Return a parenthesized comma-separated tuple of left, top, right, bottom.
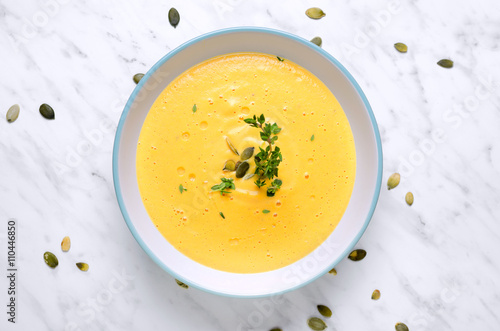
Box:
(1, 0, 499, 330)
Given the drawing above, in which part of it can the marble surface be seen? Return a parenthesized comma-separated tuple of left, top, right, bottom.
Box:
(1, 0, 499, 330)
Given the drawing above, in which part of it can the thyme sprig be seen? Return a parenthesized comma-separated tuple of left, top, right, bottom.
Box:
(244, 114, 283, 195)
(266, 178, 283, 197)
(211, 178, 235, 195)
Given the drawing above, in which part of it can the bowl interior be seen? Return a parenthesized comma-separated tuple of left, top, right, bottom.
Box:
(113, 27, 382, 297)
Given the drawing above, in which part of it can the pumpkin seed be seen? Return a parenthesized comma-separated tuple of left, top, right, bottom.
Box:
(243, 173, 255, 180)
(394, 42, 408, 53)
(39, 103, 55, 120)
(437, 59, 453, 68)
(317, 305, 332, 318)
(372, 289, 381, 300)
(44, 251, 58, 268)
(348, 249, 366, 261)
(395, 322, 409, 331)
(6, 104, 20, 123)
(133, 73, 144, 84)
(226, 137, 239, 155)
(241, 147, 255, 160)
(328, 268, 337, 275)
(306, 7, 326, 19)
(61, 236, 71, 252)
(223, 160, 236, 172)
(405, 192, 414, 206)
(387, 173, 400, 190)
(310, 37, 322, 47)
(76, 262, 89, 271)
(235, 161, 250, 178)
(262, 209, 270, 214)
(168, 8, 180, 28)
(307, 317, 327, 330)
(175, 279, 188, 289)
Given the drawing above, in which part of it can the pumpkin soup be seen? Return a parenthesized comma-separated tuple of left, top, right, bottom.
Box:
(136, 53, 355, 273)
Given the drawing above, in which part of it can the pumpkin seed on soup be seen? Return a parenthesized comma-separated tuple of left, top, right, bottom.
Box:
(405, 192, 414, 206)
(226, 137, 239, 155)
(395, 322, 409, 331)
(348, 249, 366, 261)
(223, 160, 236, 172)
(307, 317, 327, 330)
(168, 8, 180, 28)
(44, 251, 58, 268)
(61, 236, 71, 252)
(175, 279, 188, 289)
(240, 147, 254, 160)
(39, 103, 55, 120)
(306, 7, 326, 19)
(310, 37, 322, 47)
(387, 173, 400, 190)
(133, 73, 144, 84)
(6, 104, 20, 123)
(76, 262, 89, 271)
(317, 304, 332, 318)
(372, 289, 381, 300)
(437, 59, 453, 68)
(235, 161, 250, 178)
(243, 173, 255, 180)
(394, 42, 408, 53)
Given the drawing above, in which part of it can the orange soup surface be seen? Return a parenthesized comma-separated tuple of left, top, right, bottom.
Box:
(136, 53, 356, 273)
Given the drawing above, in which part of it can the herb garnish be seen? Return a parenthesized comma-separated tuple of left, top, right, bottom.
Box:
(244, 114, 283, 196)
(277, 56, 284, 62)
(311, 134, 315, 141)
(219, 212, 225, 219)
(211, 178, 235, 195)
(179, 184, 187, 193)
(266, 179, 282, 197)
(262, 209, 270, 214)
(192, 104, 197, 113)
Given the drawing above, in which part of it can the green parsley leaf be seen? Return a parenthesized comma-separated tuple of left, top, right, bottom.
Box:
(192, 104, 197, 113)
(311, 134, 315, 141)
(277, 56, 284, 62)
(262, 209, 270, 214)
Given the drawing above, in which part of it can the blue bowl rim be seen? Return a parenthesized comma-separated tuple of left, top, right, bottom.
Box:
(112, 26, 383, 298)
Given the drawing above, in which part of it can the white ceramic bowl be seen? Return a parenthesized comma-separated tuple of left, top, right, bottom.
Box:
(113, 27, 382, 297)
